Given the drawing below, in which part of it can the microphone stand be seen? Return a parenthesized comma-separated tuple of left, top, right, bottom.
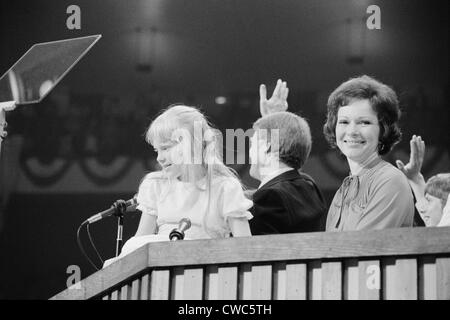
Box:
(116, 214, 124, 257)
(112, 199, 128, 257)
(77, 199, 132, 271)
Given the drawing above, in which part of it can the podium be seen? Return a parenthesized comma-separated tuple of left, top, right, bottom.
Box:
(0, 35, 101, 156)
(51, 227, 450, 300)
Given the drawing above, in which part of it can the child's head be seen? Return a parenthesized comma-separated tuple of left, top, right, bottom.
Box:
(146, 104, 225, 181)
(416, 173, 450, 226)
(250, 111, 311, 179)
(145, 104, 242, 237)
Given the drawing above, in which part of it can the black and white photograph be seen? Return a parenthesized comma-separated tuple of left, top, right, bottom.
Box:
(0, 0, 448, 303)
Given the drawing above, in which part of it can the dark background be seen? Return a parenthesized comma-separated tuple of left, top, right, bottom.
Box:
(0, 0, 448, 299)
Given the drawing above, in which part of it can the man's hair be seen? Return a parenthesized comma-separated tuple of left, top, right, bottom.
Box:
(253, 111, 312, 170)
(323, 75, 402, 155)
(425, 173, 450, 207)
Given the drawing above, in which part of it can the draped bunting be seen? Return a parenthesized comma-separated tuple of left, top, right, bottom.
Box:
(19, 157, 73, 187)
(78, 156, 135, 186)
(12, 147, 449, 193)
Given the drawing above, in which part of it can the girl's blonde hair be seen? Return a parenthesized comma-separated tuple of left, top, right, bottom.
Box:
(145, 104, 242, 237)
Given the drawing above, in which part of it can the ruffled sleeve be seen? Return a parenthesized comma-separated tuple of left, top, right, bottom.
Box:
(136, 172, 162, 216)
(221, 178, 253, 221)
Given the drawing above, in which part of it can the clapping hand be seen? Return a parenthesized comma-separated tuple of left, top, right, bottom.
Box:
(259, 79, 289, 117)
(396, 135, 425, 181)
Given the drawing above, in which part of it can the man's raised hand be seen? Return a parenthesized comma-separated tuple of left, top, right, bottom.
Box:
(259, 79, 289, 117)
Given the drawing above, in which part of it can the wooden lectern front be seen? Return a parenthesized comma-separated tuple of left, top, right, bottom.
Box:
(51, 227, 450, 300)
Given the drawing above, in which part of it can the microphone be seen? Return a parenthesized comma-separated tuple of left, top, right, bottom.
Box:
(169, 218, 192, 241)
(86, 198, 138, 224)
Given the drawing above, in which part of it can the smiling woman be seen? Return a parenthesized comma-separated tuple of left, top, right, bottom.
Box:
(323, 75, 415, 231)
(335, 100, 380, 167)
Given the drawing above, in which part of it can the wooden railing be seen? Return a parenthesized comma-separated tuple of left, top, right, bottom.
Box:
(51, 227, 450, 300)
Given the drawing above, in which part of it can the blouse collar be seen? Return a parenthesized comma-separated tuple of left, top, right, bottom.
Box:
(350, 153, 382, 177)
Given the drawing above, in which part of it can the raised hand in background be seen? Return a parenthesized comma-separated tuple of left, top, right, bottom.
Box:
(259, 79, 289, 117)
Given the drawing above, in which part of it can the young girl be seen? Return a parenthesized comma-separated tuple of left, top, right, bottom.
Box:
(104, 105, 252, 266)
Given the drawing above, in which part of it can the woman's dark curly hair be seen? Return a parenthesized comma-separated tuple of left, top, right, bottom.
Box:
(323, 75, 402, 155)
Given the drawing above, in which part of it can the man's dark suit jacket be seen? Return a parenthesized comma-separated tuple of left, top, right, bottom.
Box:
(249, 169, 328, 235)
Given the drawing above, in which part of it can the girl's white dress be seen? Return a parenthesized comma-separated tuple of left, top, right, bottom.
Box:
(103, 171, 253, 267)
